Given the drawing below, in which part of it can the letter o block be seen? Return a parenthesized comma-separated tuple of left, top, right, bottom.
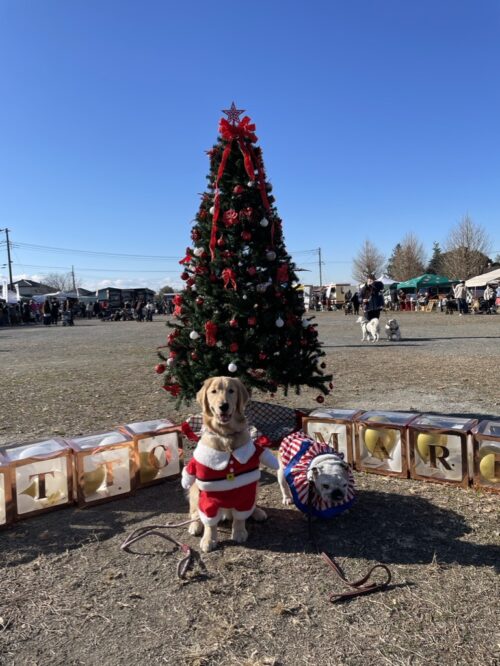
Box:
(67, 431, 135, 507)
(471, 420, 500, 494)
(355, 411, 419, 478)
(1, 438, 73, 519)
(119, 420, 183, 488)
(409, 415, 477, 488)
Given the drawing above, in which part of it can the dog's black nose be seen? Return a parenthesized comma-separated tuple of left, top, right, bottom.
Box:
(220, 402, 230, 413)
(331, 490, 345, 501)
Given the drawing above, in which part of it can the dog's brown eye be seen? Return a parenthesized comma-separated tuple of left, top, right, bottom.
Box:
(321, 484, 330, 489)
(210, 389, 217, 394)
(228, 389, 234, 394)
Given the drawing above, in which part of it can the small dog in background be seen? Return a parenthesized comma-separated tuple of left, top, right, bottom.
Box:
(385, 318, 401, 341)
(356, 316, 380, 342)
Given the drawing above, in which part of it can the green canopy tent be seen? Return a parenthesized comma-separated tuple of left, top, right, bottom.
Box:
(396, 273, 452, 291)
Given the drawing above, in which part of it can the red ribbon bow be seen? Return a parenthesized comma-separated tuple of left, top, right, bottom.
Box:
(222, 268, 237, 290)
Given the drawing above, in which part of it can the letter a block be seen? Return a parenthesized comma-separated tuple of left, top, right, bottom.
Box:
(0, 452, 13, 527)
(409, 415, 477, 488)
(302, 409, 363, 466)
(471, 420, 500, 494)
(119, 419, 183, 488)
(67, 431, 135, 507)
(355, 411, 418, 478)
(1, 438, 73, 519)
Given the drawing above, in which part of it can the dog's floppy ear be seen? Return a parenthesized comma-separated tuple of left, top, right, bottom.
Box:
(235, 379, 249, 416)
(306, 466, 320, 482)
(196, 377, 214, 414)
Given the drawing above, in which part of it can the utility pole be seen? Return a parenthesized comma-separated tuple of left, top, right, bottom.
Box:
(318, 247, 323, 287)
(0, 228, 14, 288)
(71, 265, 76, 291)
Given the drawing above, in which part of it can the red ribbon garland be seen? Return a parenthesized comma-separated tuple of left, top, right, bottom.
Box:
(210, 116, 270, 259)
(222, 268, 237, 290)
(205, 321, 218, 347)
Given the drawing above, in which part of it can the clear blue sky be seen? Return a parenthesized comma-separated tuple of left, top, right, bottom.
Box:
(1, 0, 499, 289)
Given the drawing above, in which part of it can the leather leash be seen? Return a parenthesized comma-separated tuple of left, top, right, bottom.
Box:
(307, 481, 392, 603)
(120, 519, 205, 579)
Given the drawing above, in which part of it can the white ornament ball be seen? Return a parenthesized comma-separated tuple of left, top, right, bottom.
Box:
(276, 317, 285, 328)
(166, 357, 175, 367)
(247, 181, 255, 187)
(242, 294, 248, 300)
(216, 341, 223, 348)
(193, 247, 204, 257)
(189, 330, 199, 340)
(228, 362, 238, 373)
(260, 217, 269, 228)
(209, 206, 215, 214)
(266, 250, 276, 261)
(302, 319, 309, 327)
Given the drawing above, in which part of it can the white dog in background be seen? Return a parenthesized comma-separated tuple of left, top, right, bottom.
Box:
(356, 316, 380, 342)
(385, 318, 401, 341)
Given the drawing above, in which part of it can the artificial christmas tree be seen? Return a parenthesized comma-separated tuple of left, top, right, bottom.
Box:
(159, 104, 332, 404)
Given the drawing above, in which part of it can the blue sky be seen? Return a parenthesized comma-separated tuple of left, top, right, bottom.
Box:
(1, 0, 499, 290)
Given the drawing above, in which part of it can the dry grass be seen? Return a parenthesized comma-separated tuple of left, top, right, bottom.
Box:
(0, 313, 499, 665)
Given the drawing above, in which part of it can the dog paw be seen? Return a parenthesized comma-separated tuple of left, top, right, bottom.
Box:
(231, 526, 248, 543)
(188, 520, 203, 536)
(282, 498, 293, 506)
(251, 506, 267, 522)
(200, 536, 218, 553)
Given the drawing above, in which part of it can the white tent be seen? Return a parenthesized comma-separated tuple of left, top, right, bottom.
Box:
(465, 268, 500, 288)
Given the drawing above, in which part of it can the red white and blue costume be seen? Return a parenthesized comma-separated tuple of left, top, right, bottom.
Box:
(280, 431, 355, 518)
(182, 439, 279, 526)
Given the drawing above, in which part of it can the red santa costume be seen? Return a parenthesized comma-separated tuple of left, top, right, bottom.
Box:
(182, 439, 279, 526)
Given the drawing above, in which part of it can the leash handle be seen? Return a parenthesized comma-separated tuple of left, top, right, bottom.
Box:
(320, 552, 392, 603)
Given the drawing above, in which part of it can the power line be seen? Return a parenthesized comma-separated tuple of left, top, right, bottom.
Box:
(12, 263, 179, 273)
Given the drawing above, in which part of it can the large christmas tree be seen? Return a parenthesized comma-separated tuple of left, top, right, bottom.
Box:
(158, 104, 332, 404)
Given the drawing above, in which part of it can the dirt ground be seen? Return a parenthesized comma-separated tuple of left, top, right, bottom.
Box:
(0, 312, 499, 666)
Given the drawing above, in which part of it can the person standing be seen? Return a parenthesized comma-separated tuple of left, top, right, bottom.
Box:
(483, 284, 496, 313)
(359, 274, 384, 321)
(453, 281, 468, 315)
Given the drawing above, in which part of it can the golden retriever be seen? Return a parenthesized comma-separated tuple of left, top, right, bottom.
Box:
(182, 376, 278, 552)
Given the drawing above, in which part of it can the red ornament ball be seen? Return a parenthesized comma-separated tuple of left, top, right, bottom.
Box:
(180, 271, 189, 281)
(247, 266, 257, 276)
(247, 316, 257, 326)
(217, 237, 225, 247)
(191, 352, 199, 361)
(233, 185, 244, 195)
(195, 297, 204, 306)
(229, 318, 238, 328)
(229, 342, 239, 352)
(258, 352, 267, 360)
(316, 395, 325, 404)
(209, 273, 218, 283)
(241, 231, 252, 241)
(155, 363, 166, 374)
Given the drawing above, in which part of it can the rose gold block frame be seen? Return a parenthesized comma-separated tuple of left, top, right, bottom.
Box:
(302, 409, 364, 467)
(471, 420, 500, 494)
(409, 415, 478, 489)
(0, 438, 73, 520)
(0, 451, 14, 527)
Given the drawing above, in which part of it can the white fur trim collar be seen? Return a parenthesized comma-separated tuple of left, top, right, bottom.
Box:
(193, 440, 255, 470)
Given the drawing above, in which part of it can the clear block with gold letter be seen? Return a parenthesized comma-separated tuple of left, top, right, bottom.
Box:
(302, 409, 364, 467)
(355, 411, 418, 477)
(67, 431, 135, 507)
(1, 438, 73, 519)
(0, 451, 14, 527)
(119, 419, 183, 488)
(409, 415, 477, 488)
(471, 420, 500, 494)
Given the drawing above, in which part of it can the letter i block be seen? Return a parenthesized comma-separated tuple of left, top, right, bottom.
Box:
(0, 452, 14, 527)
(119, 419, 183, 488)
(302, 409, 363, 467)
(0, 438, 73, 520)
(67, 431, 135, 507)
(355, 411, 419, 477)
(409, 415, 478, 488)
(471, 420, 500, 494)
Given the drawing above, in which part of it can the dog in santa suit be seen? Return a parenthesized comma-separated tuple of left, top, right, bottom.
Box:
(182, 376, 279, 552)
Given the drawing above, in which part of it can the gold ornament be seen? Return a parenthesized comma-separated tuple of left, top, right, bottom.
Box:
(83, 466, 106, 495)
(363, 417, 397, 460)
(416, 433, 448, 463)
(139, 452, 160, 483)
(479, 446, 500, 483)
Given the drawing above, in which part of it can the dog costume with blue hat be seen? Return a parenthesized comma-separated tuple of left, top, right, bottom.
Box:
(280, 431, 355, 518)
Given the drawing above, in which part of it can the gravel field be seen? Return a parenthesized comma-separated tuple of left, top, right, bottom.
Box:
(0, 312, 499, 666)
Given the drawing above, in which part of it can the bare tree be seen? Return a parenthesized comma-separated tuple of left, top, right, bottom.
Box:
(388, 233, 426, 281)
(352, 240, 385, 284)
(441, 215, 491, 279)
(43, 272, 81, 292)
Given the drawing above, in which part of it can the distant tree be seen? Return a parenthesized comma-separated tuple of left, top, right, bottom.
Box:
(352, 240, 385, 284)
(158, 285, 176, 297)
(43, 272, 81, 292)
(441, 215, 492, 279)
(386, 243, 402, 280)
(426, 241, 443, 274)
(384, 234, 426, 281)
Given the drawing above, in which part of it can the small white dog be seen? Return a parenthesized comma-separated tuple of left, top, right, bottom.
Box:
(385, 318, 401, 341)
(356, 316, 380, 342)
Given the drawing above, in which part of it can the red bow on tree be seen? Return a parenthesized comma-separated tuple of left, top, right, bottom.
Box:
(222, 268, 237, 290)
(223, 209, 239, 227)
